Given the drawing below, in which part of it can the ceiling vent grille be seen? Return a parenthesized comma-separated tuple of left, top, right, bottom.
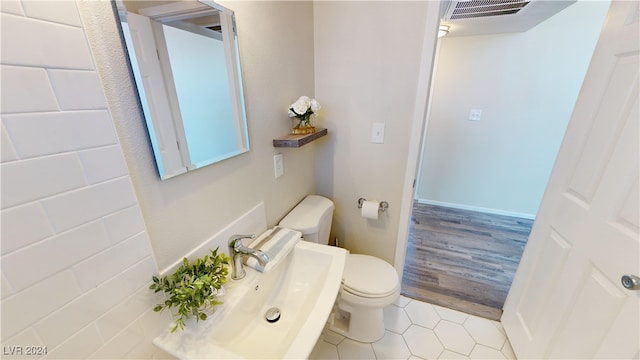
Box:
(446, 0, 530, 20)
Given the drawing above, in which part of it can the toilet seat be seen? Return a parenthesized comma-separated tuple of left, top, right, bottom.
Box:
(342, 283, 399, 299)
(342, 254, 399, 298)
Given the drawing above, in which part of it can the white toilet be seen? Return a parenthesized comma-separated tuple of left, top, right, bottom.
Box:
(279, 195, 400, 343)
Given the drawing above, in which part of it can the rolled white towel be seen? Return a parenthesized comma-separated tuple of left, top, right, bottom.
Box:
(245, 227, 301, 272)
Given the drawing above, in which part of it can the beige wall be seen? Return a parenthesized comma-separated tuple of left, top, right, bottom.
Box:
(314, 1, 430, 264)
(1, 0, 435, 355)
(416, 1, 610, 217)
(83, 0, 436, 269)
(80, 1, 319, 270)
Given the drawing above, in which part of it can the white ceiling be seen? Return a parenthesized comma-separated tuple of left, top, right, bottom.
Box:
(440, 0, 576, 37)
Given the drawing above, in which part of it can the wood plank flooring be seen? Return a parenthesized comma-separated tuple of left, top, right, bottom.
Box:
(401, 203, 533, 321)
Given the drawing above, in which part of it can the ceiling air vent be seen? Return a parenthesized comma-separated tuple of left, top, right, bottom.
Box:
(445, 0, 530, 20)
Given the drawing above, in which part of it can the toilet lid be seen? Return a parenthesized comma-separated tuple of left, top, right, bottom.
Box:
(343, 254, 399, 297)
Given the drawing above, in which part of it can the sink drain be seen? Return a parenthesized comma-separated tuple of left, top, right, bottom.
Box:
(265, 307, 281, 323)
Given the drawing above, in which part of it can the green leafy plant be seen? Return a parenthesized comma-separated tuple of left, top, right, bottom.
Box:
(150, 248, 230, 332)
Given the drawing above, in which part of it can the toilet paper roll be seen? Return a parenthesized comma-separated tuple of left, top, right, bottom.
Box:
(361, 200, 380, 220)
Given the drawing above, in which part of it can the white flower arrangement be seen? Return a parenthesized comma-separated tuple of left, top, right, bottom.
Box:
(288, 96, 321, 126)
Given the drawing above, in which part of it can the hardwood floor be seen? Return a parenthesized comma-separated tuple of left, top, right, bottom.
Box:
(401, 203, 534, 321)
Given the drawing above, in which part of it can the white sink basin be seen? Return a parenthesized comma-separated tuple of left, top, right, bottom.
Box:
(153, 236, 347, 359)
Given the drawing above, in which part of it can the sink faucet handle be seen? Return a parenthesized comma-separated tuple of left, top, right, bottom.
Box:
(228, 234, 255, 248)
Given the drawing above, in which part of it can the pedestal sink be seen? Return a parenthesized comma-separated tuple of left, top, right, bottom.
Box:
(153, 231, 347, 359)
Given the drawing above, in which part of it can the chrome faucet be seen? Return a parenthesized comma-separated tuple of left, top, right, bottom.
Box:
(228, 234, 269, 280)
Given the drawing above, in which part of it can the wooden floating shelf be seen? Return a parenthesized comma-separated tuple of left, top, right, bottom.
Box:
(273, 127, 328, 148)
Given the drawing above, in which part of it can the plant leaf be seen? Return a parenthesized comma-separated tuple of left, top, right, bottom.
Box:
(149, 247, 229, 331)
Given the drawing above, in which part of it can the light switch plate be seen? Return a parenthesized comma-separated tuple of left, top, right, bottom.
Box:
(371, 123, 385, 144)
(469, 109, 482, 121)
(274, 153, 284, 178)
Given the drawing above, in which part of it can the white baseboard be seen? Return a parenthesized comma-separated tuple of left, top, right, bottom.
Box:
(415, 199, 536, 220)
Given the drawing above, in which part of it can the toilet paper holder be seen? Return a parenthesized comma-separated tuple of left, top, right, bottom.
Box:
(357, 198, 389, 212)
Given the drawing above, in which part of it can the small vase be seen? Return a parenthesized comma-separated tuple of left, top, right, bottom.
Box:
(291, 118, 316, 135)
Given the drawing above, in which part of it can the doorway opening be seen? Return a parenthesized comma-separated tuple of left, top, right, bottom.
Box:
(400, 0, 610, 320)
(403, 203, 533, 320)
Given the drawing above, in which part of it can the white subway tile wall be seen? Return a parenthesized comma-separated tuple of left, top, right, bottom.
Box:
(3, 111, 119, 159)
(0, 65, 59, 113)
(0, 1, 169, 358)
(0, 14, 93, 69)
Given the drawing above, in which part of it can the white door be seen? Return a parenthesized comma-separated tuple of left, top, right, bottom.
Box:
(122, 13, 187, 179)
(501, 1, 640, 358)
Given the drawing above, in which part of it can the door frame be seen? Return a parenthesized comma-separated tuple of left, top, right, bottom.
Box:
(392, 1, 612, 281)
(393, 1, 443, 277)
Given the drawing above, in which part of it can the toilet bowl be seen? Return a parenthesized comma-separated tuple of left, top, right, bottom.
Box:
(330, 254, 399, 342)
(279, 195, 400, 343)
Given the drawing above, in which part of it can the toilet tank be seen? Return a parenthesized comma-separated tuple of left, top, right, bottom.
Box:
(279, 195, 334, 245)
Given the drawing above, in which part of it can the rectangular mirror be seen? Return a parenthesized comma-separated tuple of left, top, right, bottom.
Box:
(115, 0, 249, 180)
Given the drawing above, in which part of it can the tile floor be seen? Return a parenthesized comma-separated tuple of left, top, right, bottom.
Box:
(309, 295, 516, 360)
